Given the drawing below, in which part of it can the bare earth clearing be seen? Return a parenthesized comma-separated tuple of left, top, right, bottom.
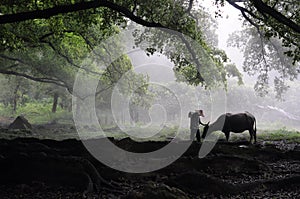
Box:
(0, 123, 299, 199)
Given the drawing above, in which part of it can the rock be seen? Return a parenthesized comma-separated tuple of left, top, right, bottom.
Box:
(8, 116, 32, 130)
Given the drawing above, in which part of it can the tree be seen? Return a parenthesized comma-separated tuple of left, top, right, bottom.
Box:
(0, 0, 299, 93)
(223, 0, 300, 63)
(0, 75, 33, 113)
(228, 27, 299, 99)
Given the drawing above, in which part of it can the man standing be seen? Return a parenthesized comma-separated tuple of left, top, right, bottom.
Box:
(188, 110, 205, 142)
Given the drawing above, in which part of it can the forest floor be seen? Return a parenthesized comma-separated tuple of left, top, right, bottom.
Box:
(0, 122, 299, 198)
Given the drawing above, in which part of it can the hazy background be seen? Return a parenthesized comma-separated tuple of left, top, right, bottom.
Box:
(120, 2, 300, 131)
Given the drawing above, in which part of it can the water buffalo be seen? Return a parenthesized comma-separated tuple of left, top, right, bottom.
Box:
(202, 112, 257, 143)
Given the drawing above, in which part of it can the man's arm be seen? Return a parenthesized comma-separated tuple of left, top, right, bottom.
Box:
(199, 118, 206, 126)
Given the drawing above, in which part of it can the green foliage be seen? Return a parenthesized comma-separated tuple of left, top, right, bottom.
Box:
(258, 0, 300, 64)
(0, 98, 73, 124)
(164, 6, 230, 89)
(225, 63, 243, 85)
(0, 0, 299, 117)
(260, 128, 300, 143)
(0, 0, 125, 93)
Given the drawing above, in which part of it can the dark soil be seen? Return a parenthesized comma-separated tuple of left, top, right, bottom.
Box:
(0, 132, 299, 198)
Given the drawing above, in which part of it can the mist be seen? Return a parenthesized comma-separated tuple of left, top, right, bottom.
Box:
(100, 46, 300, 133)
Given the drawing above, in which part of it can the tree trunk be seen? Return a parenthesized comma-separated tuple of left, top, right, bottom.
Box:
(52, 93, 59, 113)
(12, 83, 21, 114)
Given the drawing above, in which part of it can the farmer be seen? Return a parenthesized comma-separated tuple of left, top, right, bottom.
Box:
(188, 110, 205, 142)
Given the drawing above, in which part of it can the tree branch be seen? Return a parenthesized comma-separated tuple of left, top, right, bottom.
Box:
(226, 0, 263, 21)
(226, 0, 300, 33)
(250, 0, 300, 33)
(176, 33, 205, 82)
(0, 0, 207, 83)
(0, 69, 66, 87)
(186, 0, 194, 14)
(228, 1, 268, 65)
(39, 30, 76, 41)
(0, 0, 164, 28)
(39, 39, 106, 77)
(0, 54, 73, 92)
(0, 54, 27, 65)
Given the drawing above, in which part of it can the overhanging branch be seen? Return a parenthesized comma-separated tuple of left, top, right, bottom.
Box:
(0, 0, 210, 83)
(0, 0, 164, 28)
(0, 69, 66, 87)
(251, 0, 300, 33)
(226, 0, 300, 34)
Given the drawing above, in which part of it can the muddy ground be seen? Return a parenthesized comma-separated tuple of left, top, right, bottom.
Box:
(0, 126, 299, 198)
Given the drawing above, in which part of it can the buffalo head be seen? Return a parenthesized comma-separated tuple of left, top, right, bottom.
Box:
(201, 122, 210, 139)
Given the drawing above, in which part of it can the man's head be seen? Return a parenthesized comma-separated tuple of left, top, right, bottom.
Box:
(196, 110, 204, 117)
(188, 110, 204, 118)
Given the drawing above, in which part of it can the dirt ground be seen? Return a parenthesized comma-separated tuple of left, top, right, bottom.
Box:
(0, 123, 299, 199)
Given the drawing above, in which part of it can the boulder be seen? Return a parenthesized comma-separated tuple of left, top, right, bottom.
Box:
(8, 116, 32, 130)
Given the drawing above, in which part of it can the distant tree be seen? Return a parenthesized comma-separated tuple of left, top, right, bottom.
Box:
(224, 63, 243, 85)
(0, 75, 32, 113)
(223, 0, 300, 63)
(228, 27, 299, 99)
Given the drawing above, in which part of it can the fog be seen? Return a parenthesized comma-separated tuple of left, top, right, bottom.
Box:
(104, 47, 300, 132)
(112, 12, 300, 131)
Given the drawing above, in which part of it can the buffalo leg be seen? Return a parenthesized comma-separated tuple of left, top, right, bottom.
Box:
(249, 130, 253, 144)
(225, 132, 230, 141)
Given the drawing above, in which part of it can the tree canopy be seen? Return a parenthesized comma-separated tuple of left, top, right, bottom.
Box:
(228, 26, 299, 99)
(0, 0, 299, 95)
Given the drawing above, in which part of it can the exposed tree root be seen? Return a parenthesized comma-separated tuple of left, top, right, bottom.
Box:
(0, 152, 121, 195)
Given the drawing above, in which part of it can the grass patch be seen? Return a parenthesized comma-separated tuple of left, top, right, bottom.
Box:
(198, 128, 300, 143)
(0, 101, 74, 125)
(259, 127, 300, 143)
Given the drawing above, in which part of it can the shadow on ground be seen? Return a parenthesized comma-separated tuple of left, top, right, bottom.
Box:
(0, 130, 299, 199)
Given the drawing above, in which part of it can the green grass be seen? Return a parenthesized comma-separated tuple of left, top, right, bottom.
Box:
(1, 100, 299, 142)
(0, 101, 299, 143)
(207, 128, 300, 143)
(0, 102, 73, 125)
(259, 128, 300, 143)
(0, 125, 299, 143)
(79, 127, 300, 143)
